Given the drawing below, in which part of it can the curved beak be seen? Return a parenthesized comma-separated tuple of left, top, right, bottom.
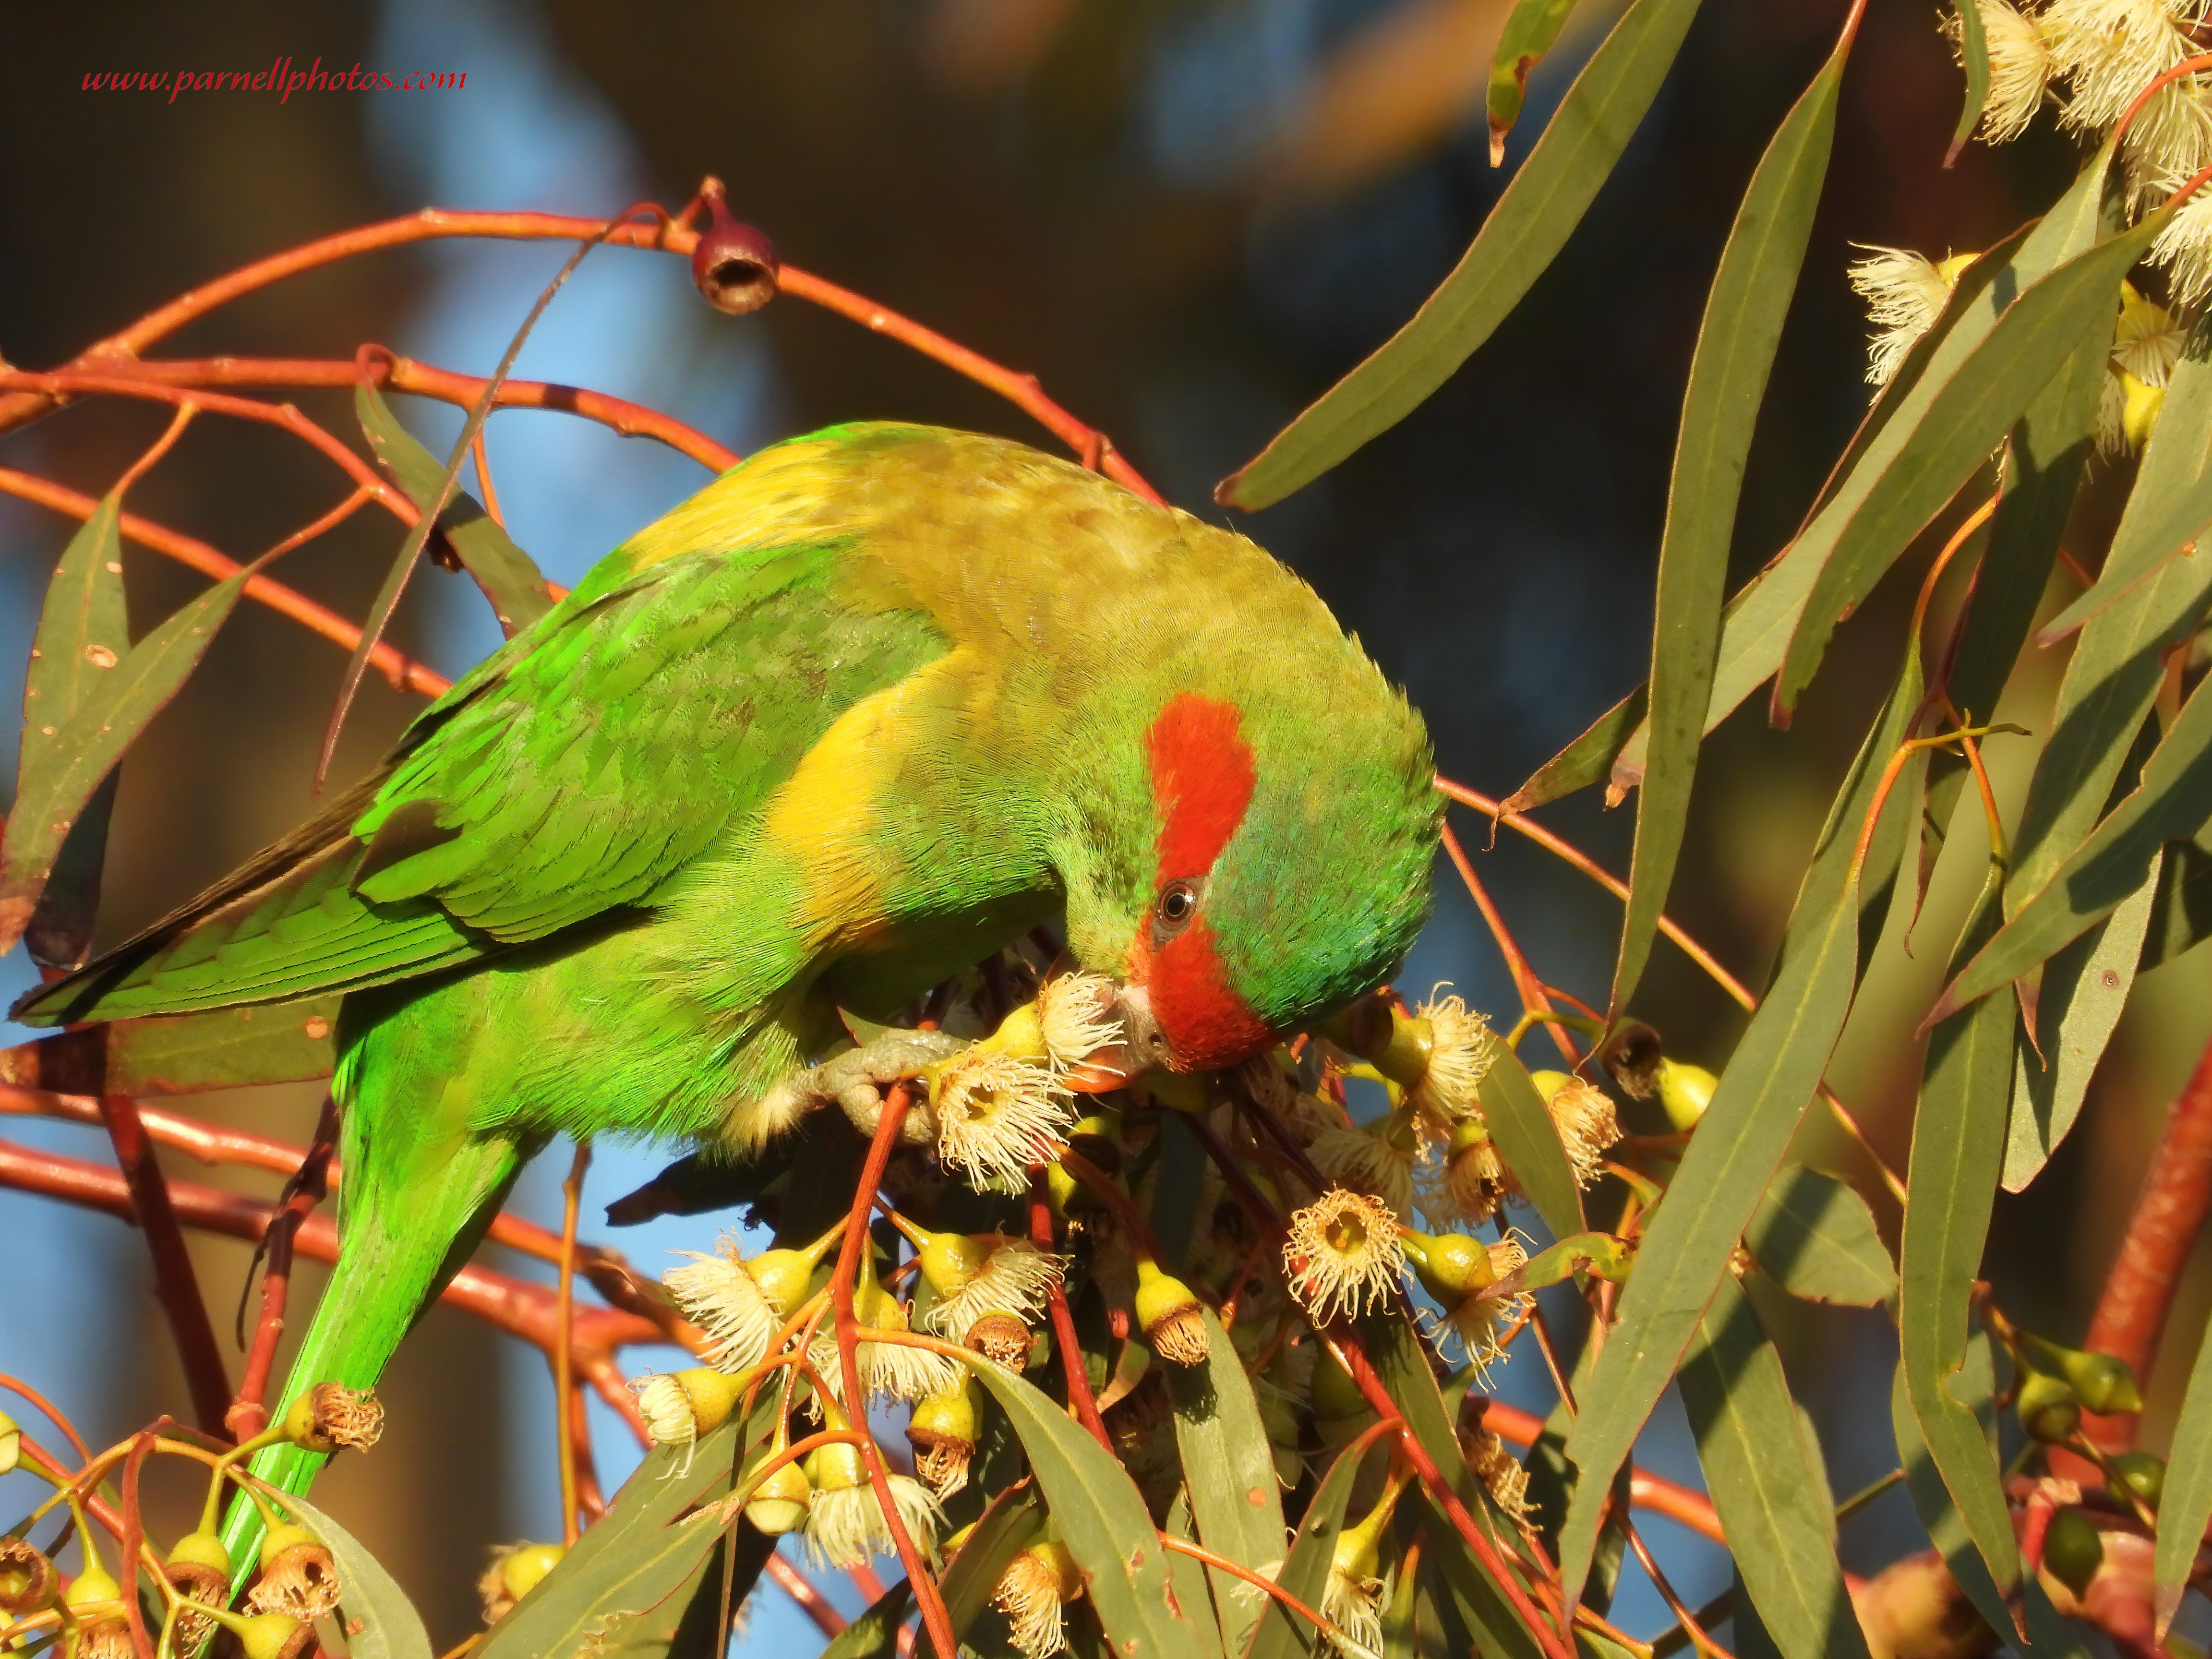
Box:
(1062, 983, 1175, 1092)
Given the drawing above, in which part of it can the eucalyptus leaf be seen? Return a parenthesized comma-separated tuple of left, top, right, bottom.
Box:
(1248, 1430, 1372, 1659)
(1168, 1311, 1288, 1656)
(1217, 0, 1704, 509)
(1485, 0, 1579, 164)
(1612, 45, 1844, 1016)
(1743, 1164, 1894, 1306)
(1479, 1045, 1584, 1241)
(1678, 1279, 1871, 1659)
(2156, 1300, 2212, 1636)
(275, 1488, 434, 1659)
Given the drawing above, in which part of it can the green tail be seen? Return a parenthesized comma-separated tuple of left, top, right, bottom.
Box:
(219, 1123, 535, 1574)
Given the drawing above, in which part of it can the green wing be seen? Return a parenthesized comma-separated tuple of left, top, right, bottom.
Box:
(16, 539, 945, 1025)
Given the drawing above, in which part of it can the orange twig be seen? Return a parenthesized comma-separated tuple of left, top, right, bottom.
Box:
(555, 1142, 592, 1547)
(1440, 819, 1577, 1069)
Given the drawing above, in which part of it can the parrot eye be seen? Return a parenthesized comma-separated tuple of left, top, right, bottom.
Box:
(1154, 880, 1201, 940)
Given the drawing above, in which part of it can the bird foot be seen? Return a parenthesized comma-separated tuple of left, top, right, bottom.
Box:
(753, 1028, 965, 1148)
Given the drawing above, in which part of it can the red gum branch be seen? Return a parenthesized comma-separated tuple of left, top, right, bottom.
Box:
(0, 372, 407, 517)
(0, 207, 1156, 502)
(2080, 1027, 2212, 1453)
(98, 355, 742, 473)
(1031, 1176, 1112, 1450)
(0, 1134, 664, 1439)
(0, 1082, 695, 1346)
(94, 1092, 232, 1438)
(828, 1084, 959, 1659)
(766, 1551, 848, 1637)
(0, 466, 449, 697)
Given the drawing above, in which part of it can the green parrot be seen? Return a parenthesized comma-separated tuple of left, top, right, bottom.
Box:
(14, 421, 1439, 1531)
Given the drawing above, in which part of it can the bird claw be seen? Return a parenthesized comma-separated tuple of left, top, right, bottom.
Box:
(758, 1029, 964, 1146)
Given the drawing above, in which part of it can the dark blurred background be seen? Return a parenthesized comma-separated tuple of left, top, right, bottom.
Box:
(4, 0, 2207, 1648)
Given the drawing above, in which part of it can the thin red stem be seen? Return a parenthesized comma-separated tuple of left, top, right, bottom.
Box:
(226, 1102, 336, 1441)
(1031, 1174, 1111, 1449)
(829, 1085, 958, 1659)
(117, 1432, 158, 1659)
(556, 1142, 591, 1547)
(766, 1551, 847, 1637)
(1441, 820, 1578, 1069)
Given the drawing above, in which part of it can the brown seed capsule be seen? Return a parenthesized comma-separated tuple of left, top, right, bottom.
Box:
(908, 1380, 981, 1497)
(250, 1524, 341, 1620)
(163, 1530, 230, 1649)
(689, 178, 779, 315)
(280, 1382, 384, 1453)
(0, 1536, 56, 1613)
(965, 1312, 1034, 1370)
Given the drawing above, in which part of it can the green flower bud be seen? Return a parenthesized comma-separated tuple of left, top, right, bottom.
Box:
(804, 1440, 868, 1495)
(2039, 1506, 2103, 1600)
(2062, 1351, 2143, 1417)
(744, 1458, 813, 1535)
(1655, 1059, 1718, 1131)
(2015, 1371, 2080, 1445)
(908, 1378, 981, 1496)
(61, 1558, 120, 1614)
(1400, 1230, 1497, 1305)
(914, 1230, 993, 1301)
(234, 1610, 317, 1659)
(2109, 1450, 2164, 1512)
(478, 1541, 565, 1624)
(0, 1408, 17, 1476)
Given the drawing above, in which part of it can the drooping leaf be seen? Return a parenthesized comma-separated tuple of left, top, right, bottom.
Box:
(1934, 668, 2212, 1021)
(2156, 1298, 2212, 1636)
(966, 1357, 1218, 1659)
(1677, 1278, 1871, 1659)
(1485, 0, 1579, 164)
(1900, 882, 2021, 1603)
(0, 557, 264, 957)
(19, 493, 131, 971)
(2001, 851, 2160, 1191)
(1167, 1310, 1288, 1656)
(1772, 212, 2164, 721)
(109, 999, 340, 1094)
(1611, 46, 1844, 1017)
(2008, 557, 2212, 920)
(2041, 314, 2212, 638)
(1946, 0, 1991, 165)
(356, 383, 555, 637)
(1514, 151, 2115, 806)
(1166, 1495, 1224, 1659)
(1743, 1164, 1894, 1306)
(475, 1416, 773, 1659)
(941, 1488, 1046, 1639)
(1891, 1354, 2089, 1656)
(1556, 645, 1922, 1603)
(276, 1487, 435, 1659)
(1216, 0, 1704, 510)
(1479, 1046, 1584, 1241)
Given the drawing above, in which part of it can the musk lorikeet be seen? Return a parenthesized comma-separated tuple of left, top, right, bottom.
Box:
(14, 421, 1441, 1528)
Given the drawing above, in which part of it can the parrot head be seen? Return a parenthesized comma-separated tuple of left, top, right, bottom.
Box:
(1054, 607, 1441, 1077)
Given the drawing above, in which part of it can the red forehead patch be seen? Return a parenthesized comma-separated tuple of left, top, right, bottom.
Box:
(1144, 694, 1257, 881)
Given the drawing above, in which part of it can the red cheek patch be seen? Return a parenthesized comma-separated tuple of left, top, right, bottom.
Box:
(1129, 926, 1272, 1072)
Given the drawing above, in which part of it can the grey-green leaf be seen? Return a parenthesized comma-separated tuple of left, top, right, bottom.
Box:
(820, 1583, 912, 1659)
(1773, 213, 2163, 720)
(967, 1357, 1217, 1659)
(1677, 1278, 1871, 1659)
(1486, 0, 1579, 163)
(356, 384, 555, 636)
(1743, 1164, 1894, 1306)
(475, 1416, 773, 1659)
(0, 559, 260, 956)
(1900, 884, 2021, 1601)
(276, 1488, 435, 1659)
(2040, 313, 2212, 639)
(1947, 0, 1990, 164)
(2001, 851, 2159, 1191)
(1557, 645, 1922, 1603)
(1216, 0, 1703, 510)
(1612, 48, 1843, 1016)
(1168, 1311, 1288, 1656)
(2156, 1298, 2212, 1636)
(1480, 1045, 1585, 1240)
(1246, 1427, 1370, 1659)
(1934, 667, 2212, 1021)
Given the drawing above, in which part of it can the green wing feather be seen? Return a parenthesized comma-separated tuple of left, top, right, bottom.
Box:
(16, 536, 945, 1026)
